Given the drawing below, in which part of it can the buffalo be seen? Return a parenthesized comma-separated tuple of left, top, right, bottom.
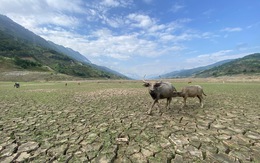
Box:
(175, 85, 206, 108)
(143, 79, 177, 115)
(14, 82, 20, 88)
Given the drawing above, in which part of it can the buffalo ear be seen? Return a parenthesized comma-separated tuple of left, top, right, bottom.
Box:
(143, 82, 151, 87)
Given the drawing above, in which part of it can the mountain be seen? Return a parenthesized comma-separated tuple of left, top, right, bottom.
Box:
(0, 14, 127, 80)
(195, 53, 260, 77)
(47, 41, 91, 64)
(0, 15, 53, 49)
(48, 41, 128, 78)
(159, 59, 233, 79)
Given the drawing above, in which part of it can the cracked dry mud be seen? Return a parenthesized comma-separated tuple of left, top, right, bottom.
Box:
(0, 81, 259, 162)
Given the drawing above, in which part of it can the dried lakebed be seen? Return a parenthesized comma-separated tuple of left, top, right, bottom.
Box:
(0, 81, 259, 162)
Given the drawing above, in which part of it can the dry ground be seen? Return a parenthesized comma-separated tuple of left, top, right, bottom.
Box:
(0, 79, 260, 162)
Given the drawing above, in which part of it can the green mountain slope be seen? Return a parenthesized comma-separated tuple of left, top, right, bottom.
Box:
(0, 30, 123, 79)
(0, 14, 127, 80)
(159, 59, 233, 78)
(195, 53, 260, 77)
(48, 41, 91, 64)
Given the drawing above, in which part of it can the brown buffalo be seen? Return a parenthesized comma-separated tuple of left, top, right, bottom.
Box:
(175, 85, 206, 108)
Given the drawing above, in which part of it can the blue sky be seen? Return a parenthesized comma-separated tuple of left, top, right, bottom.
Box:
(0, 0, 259, 78)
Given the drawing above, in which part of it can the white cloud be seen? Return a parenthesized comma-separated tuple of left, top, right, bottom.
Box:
(83, 0, 134, 29)
(170, 3, 185, 13)
(0, 0, 46, 15)
(235, 42, 248, 51)
(202, 9, 215, 18)
(200, 32, 219, 39)
(221, 27, 242, 32)
(127, 13, 155, 29)
(247, 21, 260, 29)
(86, 0, 133, 16)
(198, 50, 233, 58)
(186, 50, 250, 68)
(46, 0, 86, 13)
(101, 0, 120, 7)
(100, 0, 133, 7)
(0, 0, 85, 15)
(38, 25, 187, 61)
(100, 0, 132, 8)
(99, 15, 125, 28)
(0, 0, 82, 30)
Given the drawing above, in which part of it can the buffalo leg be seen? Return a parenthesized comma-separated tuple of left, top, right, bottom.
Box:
(166, 97, 172, 109)
(148, 100, 158, 115)
(197, 95, 204, 108)
(183, 97, 187, 108)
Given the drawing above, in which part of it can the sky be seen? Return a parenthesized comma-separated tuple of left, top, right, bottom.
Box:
(0, 0, 260, 78)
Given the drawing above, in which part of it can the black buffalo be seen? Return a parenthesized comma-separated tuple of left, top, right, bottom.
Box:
(143, 79, 177, 115)
(14, 82, 20, 88)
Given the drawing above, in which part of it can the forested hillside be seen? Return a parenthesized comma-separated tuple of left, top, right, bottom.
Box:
(196, 53, 260, 77)
(0, 15, 127, 80)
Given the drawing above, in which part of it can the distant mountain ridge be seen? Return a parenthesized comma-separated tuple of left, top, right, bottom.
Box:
(0, 14, 128, 80)
(159, 59, 234, 79)
(158, 53, 260, 79)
